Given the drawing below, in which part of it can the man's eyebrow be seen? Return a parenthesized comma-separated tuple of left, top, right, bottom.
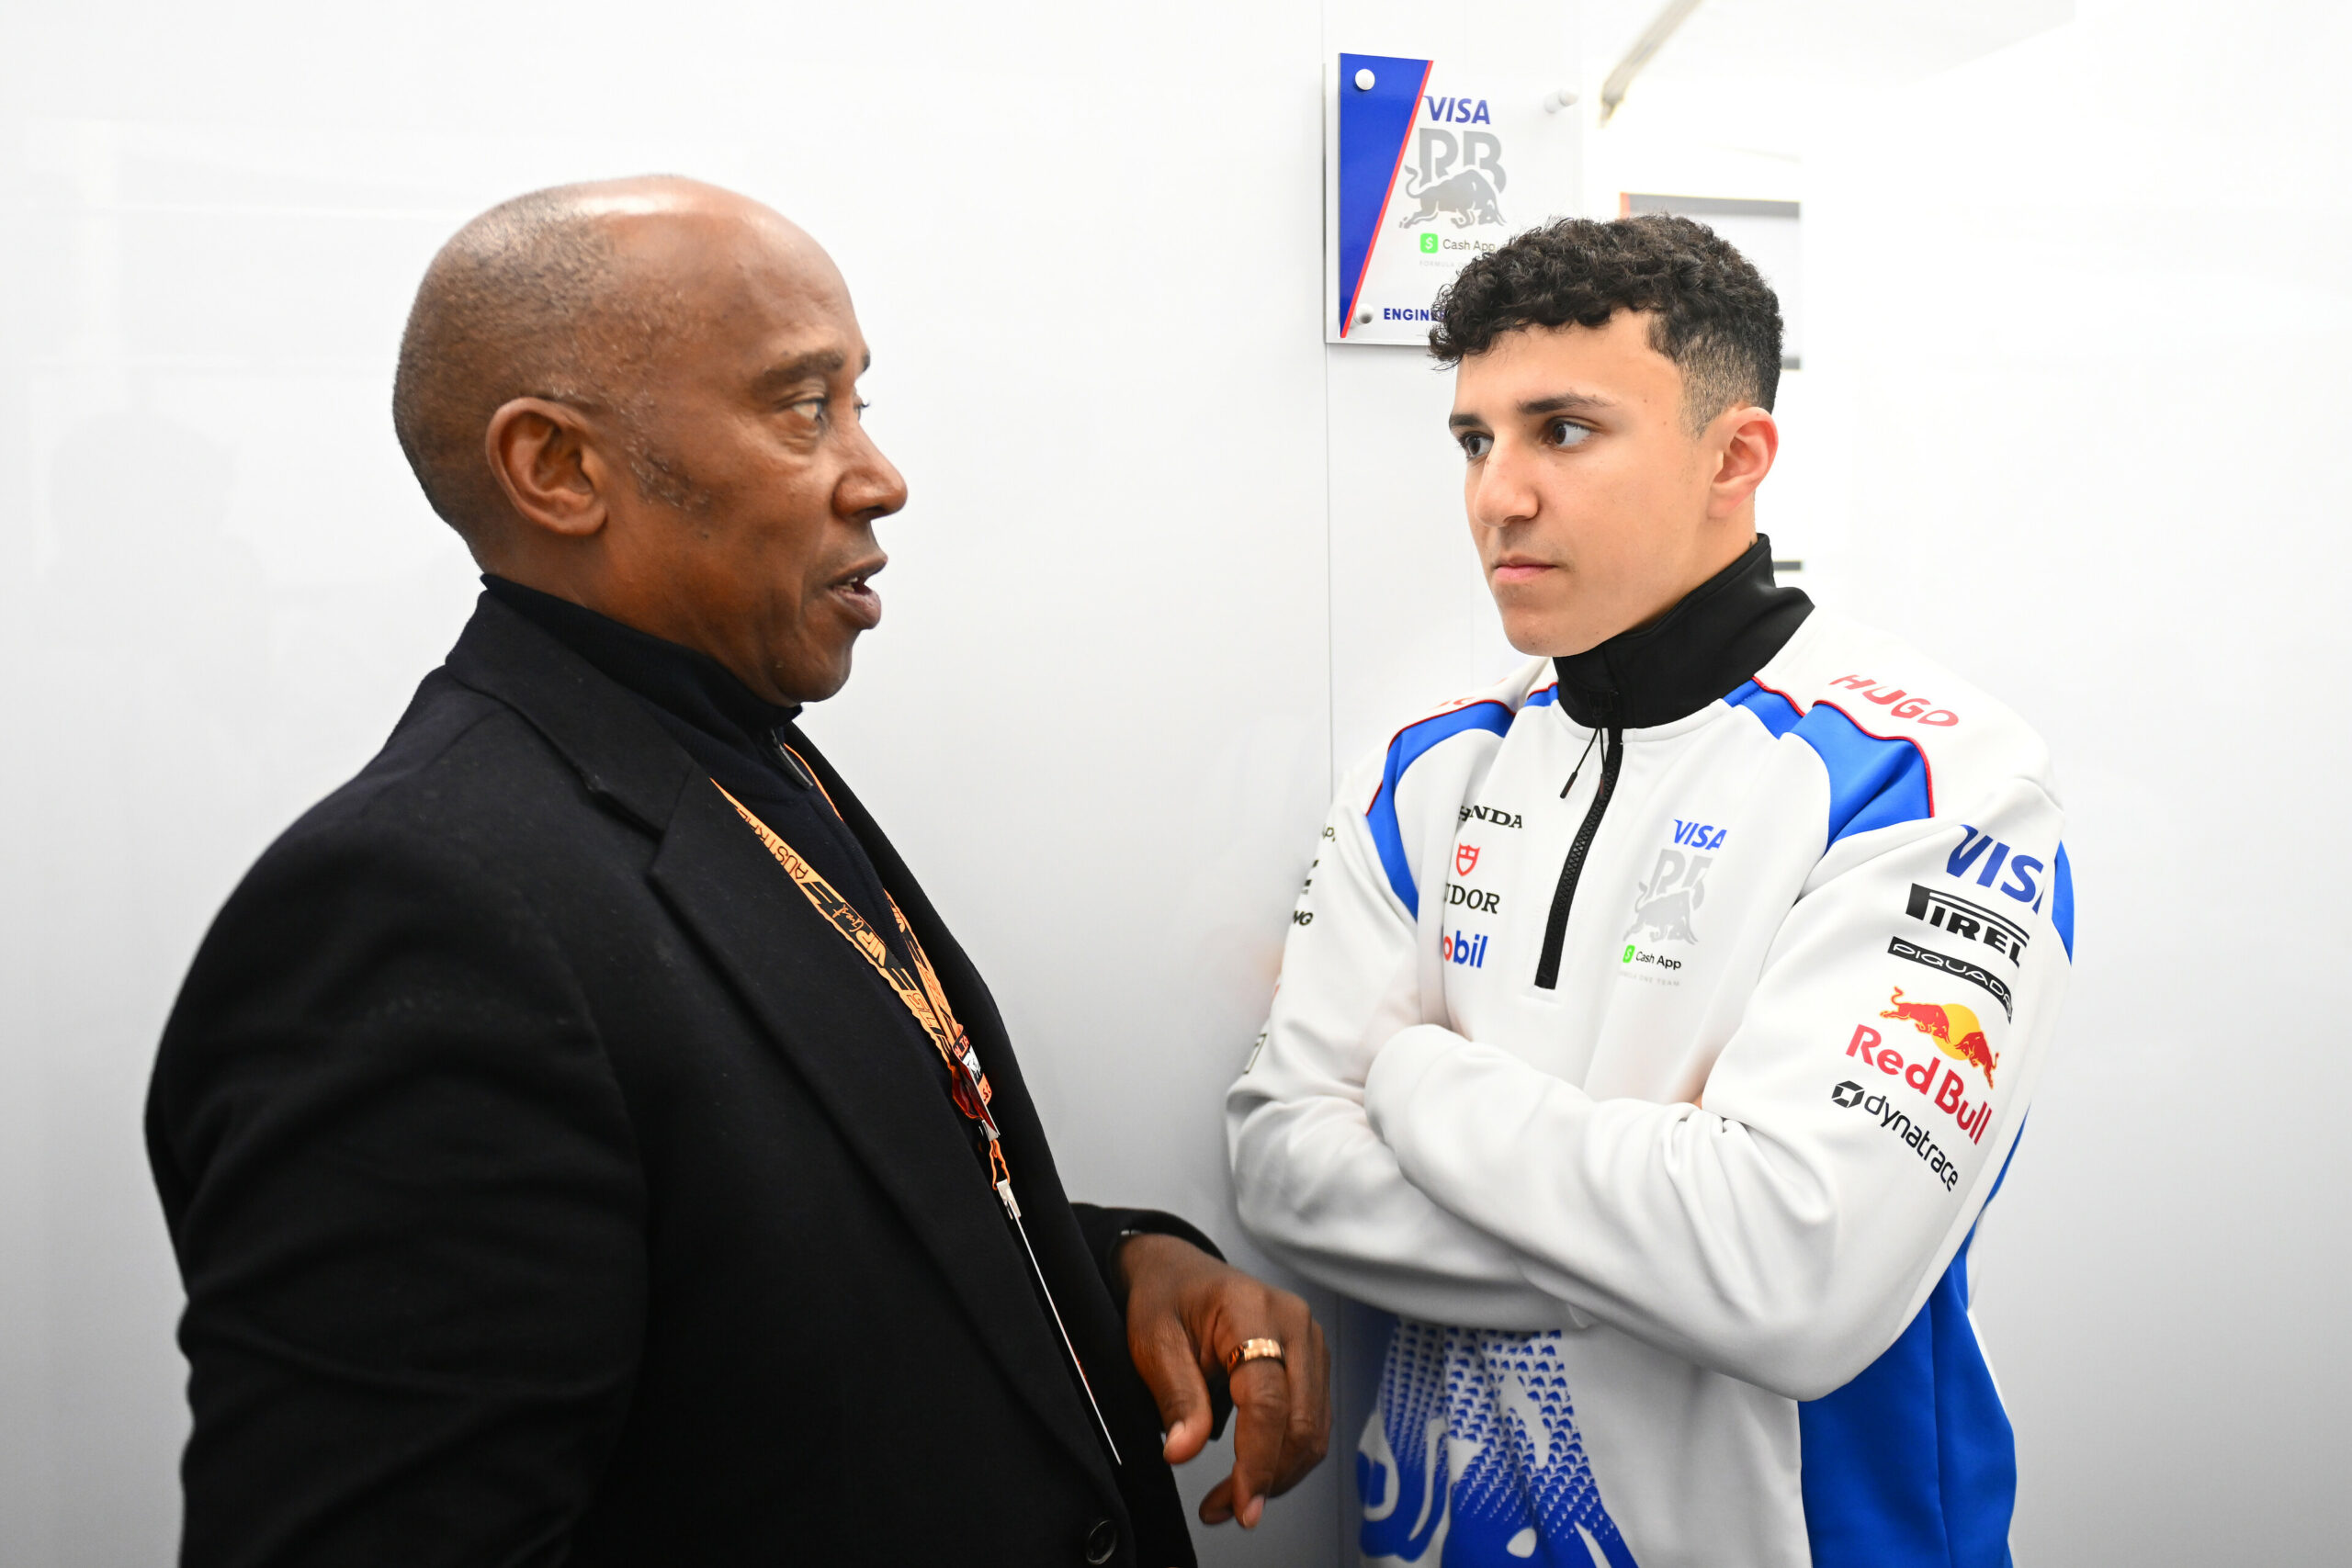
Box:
(1518, 390, 1617, 416)
(1448, 389, 1619, 430)
(751, 350, 851, 396)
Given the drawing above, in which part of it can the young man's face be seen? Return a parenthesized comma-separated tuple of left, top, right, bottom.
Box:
(1448, 310, 1773, 658)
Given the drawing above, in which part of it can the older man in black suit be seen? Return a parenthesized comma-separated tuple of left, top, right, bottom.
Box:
(145, 176, 1327, 1568)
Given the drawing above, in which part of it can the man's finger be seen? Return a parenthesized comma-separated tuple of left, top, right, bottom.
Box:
(1271, 1311, 1332, 1494)
(1224, 1356, 1292, 1528)
(1135, 1314, 1213, 1465)
(1198, 1475, 1236, 1526)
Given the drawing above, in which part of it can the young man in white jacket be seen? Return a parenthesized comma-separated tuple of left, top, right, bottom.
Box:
(1227, 216, 2072, 1568)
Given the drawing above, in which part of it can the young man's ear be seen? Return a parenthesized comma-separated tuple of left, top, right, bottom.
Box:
(485, 398, 611, 539)
(1706, 406, 1779, 519)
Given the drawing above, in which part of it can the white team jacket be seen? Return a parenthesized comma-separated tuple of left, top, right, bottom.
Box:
(1227, 601, 2074, 1568)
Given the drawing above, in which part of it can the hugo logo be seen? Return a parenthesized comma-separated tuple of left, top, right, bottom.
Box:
(1826, 673, 1958, 727)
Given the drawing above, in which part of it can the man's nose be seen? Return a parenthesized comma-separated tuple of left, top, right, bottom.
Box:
(841, 424, 909, 520)
(1468, 441, 1537, 530)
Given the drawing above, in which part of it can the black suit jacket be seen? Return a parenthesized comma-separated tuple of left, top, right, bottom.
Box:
(147, 597, 1206, 1567)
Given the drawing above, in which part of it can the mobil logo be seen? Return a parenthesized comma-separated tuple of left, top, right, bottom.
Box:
(1880, 986, 1999, 1088)
(1946, 825, 2049, 909)
(1826, 673, 1958, 727)
(1440, 929, 1488, 968)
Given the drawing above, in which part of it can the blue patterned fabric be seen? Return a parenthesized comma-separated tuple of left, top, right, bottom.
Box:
(1360, 1321, 1640, 1567)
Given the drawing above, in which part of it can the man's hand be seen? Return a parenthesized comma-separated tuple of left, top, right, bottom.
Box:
(1115, 1233, 1329, 1529)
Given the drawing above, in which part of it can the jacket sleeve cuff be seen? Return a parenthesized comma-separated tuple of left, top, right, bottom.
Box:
(1068, 1203, 1226, 1312)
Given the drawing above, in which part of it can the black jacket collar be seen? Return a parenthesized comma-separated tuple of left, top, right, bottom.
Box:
(480, 575, 800, 761)
(1552, 535, 1812, 729)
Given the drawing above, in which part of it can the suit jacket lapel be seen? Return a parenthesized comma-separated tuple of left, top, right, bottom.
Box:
(786, 729, 1182, 1471)
(438, 599, 1117, 1487)
(646, 789, 1118, 1484)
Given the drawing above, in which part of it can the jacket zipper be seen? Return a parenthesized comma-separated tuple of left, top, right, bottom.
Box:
(1534, 711, 1623, 989)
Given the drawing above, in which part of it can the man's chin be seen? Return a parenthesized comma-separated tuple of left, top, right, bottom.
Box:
(1498, 610, 1600, 660)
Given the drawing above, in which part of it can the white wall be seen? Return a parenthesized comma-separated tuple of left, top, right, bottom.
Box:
(0, 0, 1578, 1561)
(3, 1, 2342, 1564)
(0, 5, 1344, 1562)
(1792, 5, 2352, 1559)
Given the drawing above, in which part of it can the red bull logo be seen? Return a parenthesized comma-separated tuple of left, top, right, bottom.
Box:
(1846, 1020, 1994, 1145)
(1880, 987, 1999, 1088)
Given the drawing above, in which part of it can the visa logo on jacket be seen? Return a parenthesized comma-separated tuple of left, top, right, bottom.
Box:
(1946, 826, 2047, 910)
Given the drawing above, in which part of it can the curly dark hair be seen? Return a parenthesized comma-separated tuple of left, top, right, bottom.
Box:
(1430, 214, 1782, 430)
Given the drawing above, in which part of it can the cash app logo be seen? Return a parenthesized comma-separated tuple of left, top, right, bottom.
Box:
(1419, 232, 1441, 254)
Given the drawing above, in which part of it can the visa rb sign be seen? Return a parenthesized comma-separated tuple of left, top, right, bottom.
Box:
(1325, 52, 1583, 346)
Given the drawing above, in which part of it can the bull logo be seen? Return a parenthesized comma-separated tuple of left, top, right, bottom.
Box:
(1881, 987, 1999, 1088)
(1397, 128, 1506, 231)
(1625, 850, 1710, 945)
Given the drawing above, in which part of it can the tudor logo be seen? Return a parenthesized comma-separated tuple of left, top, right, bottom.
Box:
(1445, 884, 1500, 913)
(1455, 843, 1481, 876)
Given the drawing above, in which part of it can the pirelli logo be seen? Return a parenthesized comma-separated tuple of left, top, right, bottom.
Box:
(1905, 884, 2029, 966)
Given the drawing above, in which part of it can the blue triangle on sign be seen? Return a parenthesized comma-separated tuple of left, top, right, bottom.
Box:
(1336, 53, 1431, 336)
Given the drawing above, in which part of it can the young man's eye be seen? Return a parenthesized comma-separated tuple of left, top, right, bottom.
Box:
(1459, 431, 1494, 460)
(1547, 419, 1591, 448)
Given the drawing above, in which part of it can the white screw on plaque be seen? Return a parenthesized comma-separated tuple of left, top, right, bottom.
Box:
(1544, 88, 1578, 113)
(1353, 67, 1376, 90)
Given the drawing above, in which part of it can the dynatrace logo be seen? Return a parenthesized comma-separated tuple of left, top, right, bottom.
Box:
(1831, 1078, 1962, 1191)
(1440, 930, 1488, 968)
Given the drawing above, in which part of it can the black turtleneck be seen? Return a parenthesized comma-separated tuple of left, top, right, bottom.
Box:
(1531, 537, 1810, 989)
(1551, 535, 1812, 730)
(481, 577, 907, 957)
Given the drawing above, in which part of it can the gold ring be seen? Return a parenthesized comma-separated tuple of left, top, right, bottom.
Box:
(1227, 1337, 1284, 1375)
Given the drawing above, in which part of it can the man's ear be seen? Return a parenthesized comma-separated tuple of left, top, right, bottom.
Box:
(485, 398, 611, 539)
(1705, 405, 1779, 519)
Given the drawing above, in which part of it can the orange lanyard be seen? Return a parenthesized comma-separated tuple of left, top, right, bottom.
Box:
(713, 773, 1124, 1464)
(714, 782, 1013, 1197)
